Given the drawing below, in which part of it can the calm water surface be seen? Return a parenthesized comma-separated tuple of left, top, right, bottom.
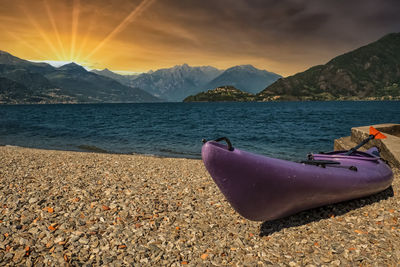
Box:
(0, 101, 399, 161)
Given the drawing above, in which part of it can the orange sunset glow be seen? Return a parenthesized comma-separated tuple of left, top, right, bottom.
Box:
(1, 0, 399, 76)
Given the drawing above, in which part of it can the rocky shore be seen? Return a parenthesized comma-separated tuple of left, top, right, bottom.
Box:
(0, 146, 399, 266)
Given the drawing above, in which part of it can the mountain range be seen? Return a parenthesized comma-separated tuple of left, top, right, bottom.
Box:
(0, 50, 281, 103)
(92, 64, 281, 101)
(2, 32, 398, 104)
(185, 32, 400, 102)
(126, 64, 223, 101)
(0, 51, 159, 104)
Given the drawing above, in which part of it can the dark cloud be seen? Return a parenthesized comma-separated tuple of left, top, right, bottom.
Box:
(138, 0, 400, 72)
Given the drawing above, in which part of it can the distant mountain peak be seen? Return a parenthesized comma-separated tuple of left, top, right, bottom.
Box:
(225, 65, 262, 72)
(61, 62, 81, 67)
(58, 62, 87, 73)
(205, 65, 281, 94)
(97, 68, 114, 74)
(170, 63, 191, 71)
(235, 64, 256, 69)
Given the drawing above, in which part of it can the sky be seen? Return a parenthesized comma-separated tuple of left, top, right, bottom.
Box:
(0, 0, 399, 77)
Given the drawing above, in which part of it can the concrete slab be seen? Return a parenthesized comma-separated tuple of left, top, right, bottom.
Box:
(334, 136, 360, 151)
(334, 123, 400, 168)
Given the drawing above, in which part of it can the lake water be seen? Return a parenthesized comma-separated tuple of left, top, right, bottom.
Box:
(0, 101, 399, 161)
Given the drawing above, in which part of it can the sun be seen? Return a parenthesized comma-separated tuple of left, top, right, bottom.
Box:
(7, 0, 156, 70)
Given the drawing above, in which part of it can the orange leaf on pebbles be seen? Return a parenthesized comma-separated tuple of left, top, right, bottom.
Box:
(102, 205, 110, 211)
(48, 223, 58, 231)
(348, 247, 356, 251)
(46, 207, 54, 213)
(181, 261, 188, 265)
(118, 245, 127, 249)
(175, 226, 180, 230)
(201, 254, 208, 260)
(389, 209, 395, 213)
(72, 197, 80, 202)
(354, 229, 366, 234)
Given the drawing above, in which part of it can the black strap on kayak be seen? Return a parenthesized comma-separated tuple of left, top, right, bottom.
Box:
(300, 160, 340, 166)
(202, 137, 234, 151)
(301, 159, 357, 171)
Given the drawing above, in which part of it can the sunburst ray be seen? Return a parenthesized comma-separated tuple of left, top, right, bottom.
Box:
(84, 0, 156, 61)
(43, 0, 68, 60)
(70, 0, 80, 61)
(75, 9, 98, 61)
(0, 25, 46, 57)
(19, 2, 62, 60)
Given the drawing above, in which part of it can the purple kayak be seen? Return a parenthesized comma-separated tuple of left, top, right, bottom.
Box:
(202, 140, 393, 221)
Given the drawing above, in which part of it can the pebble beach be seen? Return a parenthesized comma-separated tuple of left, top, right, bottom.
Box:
(0, 146, 399, 266)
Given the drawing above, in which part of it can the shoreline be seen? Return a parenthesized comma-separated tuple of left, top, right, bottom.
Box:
(1, 99, 400, 105)
(0, 144, 202, 160)
(0, 145, 399, 265)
